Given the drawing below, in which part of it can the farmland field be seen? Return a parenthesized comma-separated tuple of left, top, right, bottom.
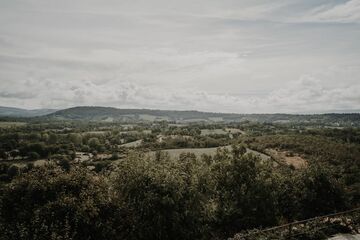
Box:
(0, 121, 26, 128)
(147, 145, 271, 161)
(200, 129, 228, 135)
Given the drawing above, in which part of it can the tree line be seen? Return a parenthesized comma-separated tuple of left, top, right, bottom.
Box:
(0, 147, 354, 240)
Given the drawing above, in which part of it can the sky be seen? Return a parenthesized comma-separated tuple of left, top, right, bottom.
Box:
(0, 0, 359, 113)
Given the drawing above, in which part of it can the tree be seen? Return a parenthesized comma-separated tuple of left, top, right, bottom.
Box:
(42, 133, 49, 142)
(58, 158, 71, 172)
(6, 165, 19, 179)
(9, 150, 19, 160)
(299, 165, 347, 219)
(29, 133, 41, 141)
(213, 153, 278, 235)
(275, 169, 303, 222)
(48, 133, 58, 144)
(0, 149, 7, 160)
(28, 151, 40, 160)
(88, 137, 100, 149)
(27, 143, 46, 157)
(110, 152, 119, 160)
(0, 166, 124, 240)
(112, 153, 205, 240)
(69, 133, 83, 146)
(231, 144, 247, 158)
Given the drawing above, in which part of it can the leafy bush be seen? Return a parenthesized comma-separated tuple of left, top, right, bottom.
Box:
(0, 166, 124, 240)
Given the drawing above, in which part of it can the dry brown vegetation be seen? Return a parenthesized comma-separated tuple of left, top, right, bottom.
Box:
(266, 149, 308, 169)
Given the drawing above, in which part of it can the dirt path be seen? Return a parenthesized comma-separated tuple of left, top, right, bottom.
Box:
(328, 234, 360, 240)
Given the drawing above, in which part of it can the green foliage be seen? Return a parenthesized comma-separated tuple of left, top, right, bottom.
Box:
(0, 149, 8, 160)
(299, 165, 347, 218)
(88, 137, 100, 148)
(6, 165, 19, 179)
(213, 153, 278, 236)
(275, 165, 348, 222)
(68, 133, 83, 146)
(27, 151, 40, 160)
(0, 121, 358, 240)
(48, 133, 58, 144)
(0, 166, 123, 240)
(112, 153, 206, 240)
(58, 158, 71, 172)
(245, 133, 360, 205)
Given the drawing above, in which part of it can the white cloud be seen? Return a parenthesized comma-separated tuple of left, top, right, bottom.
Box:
(259, 76, 360, 113)
(1, 73, 359, 113)
(301, 0, 360, 23)
(0, 0, 359, 113)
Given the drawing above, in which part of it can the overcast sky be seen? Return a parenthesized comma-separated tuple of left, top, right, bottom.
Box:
(0, 0, 359, 113)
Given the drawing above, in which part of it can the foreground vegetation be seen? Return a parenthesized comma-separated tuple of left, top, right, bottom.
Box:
(0, 119, 359, 239)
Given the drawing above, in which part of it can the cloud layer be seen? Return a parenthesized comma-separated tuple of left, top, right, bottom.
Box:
(0, 0, 359, 113)
(302, 0, 360, 23)
(1, 73, 358, 113)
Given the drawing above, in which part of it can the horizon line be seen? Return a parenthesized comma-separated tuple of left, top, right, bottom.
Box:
(1, 105, 360, 115)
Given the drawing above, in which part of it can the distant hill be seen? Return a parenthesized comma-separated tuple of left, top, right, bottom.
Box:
(0, 106, 58, 117)
(47, 106, 224, 122)
(43, 106, 360, 126)
(1, 106, 359, 126)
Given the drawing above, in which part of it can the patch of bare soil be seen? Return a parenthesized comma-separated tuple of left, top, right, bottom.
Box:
(96, 153, 112, 160)
(266, 149, 307, 169)
(75, 152, 93, 162)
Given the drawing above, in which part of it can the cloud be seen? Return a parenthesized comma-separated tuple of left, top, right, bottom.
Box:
(301, 0, 360, 23)
(0, 91, 36, 99)
(261, 76, 360, 113)
(0, 0, 359, 113)
(1, 72, 358, 113)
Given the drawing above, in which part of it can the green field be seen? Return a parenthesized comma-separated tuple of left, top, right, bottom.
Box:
(0, 121, 26, 128)
(148, 145, 271, 161)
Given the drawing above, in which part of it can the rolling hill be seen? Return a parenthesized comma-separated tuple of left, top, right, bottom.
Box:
(0, 106, 359, 126)
(43, 106, 360, 126)
(0, 106, 57, 117)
